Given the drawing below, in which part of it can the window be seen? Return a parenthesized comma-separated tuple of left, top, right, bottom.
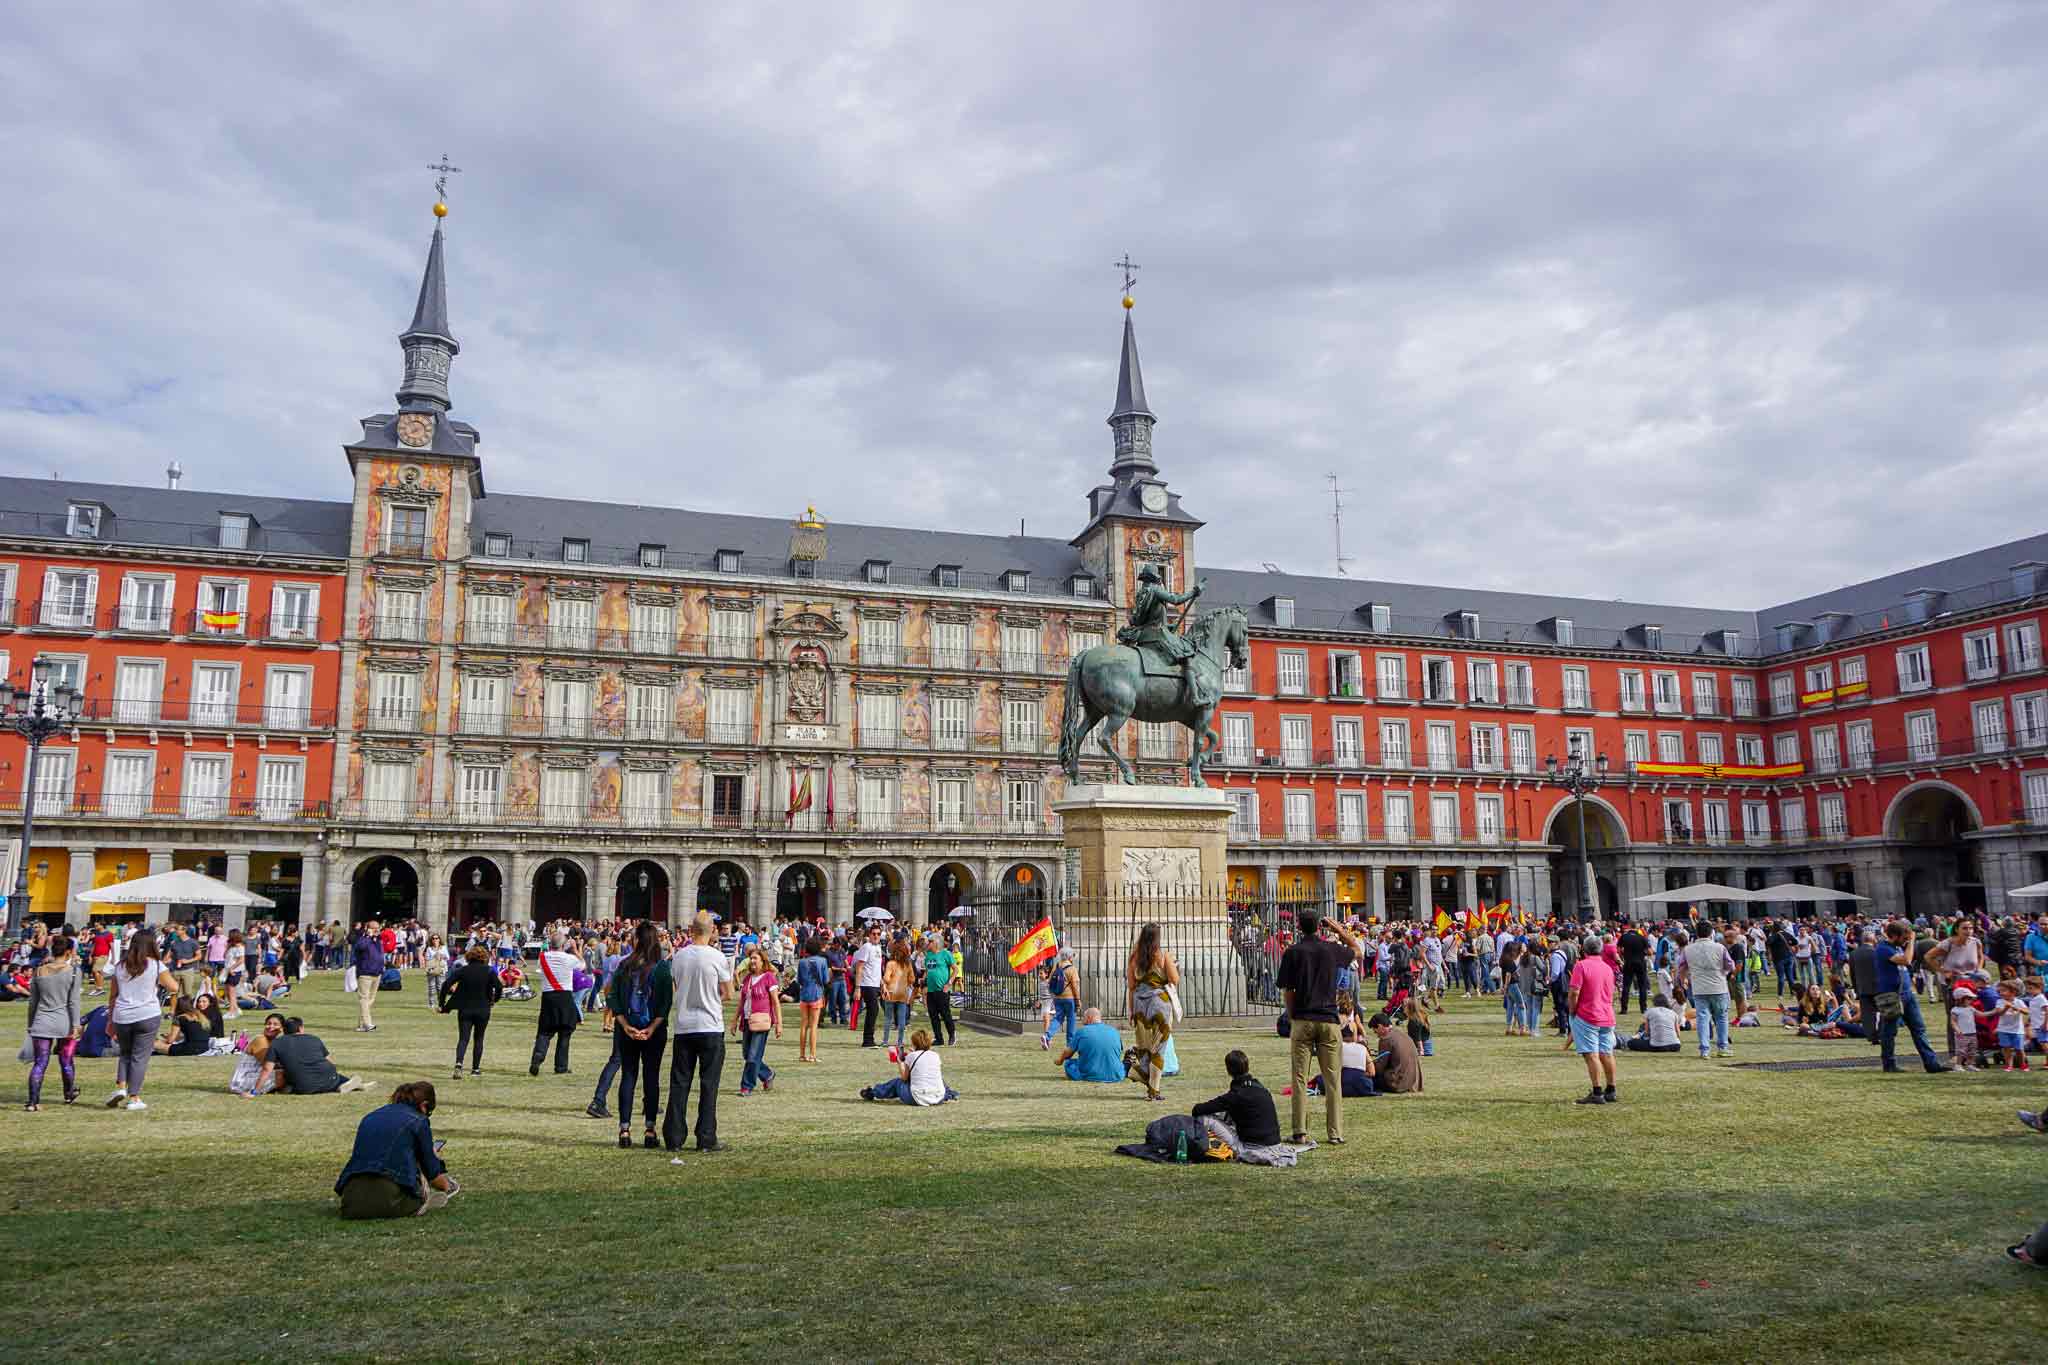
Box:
(1470, 724, 1500, 770)
(1561, 666, 1590, 710)
(1337, 791, 1367, 842)
(2006, 621, 2042, 673)
(1070, 630, 1103, 657)
(1840, 655, 1867, 688)
(1380, 719, 1409, 768)
(378, 588, 421, 642)
(1773, 732, 1800, 765)
(1005, 779, 1041, 830)
(218, 513, 251, 549)
(388, 506, 427, 557)
(1332, 717, 1363, 767)
(933, 620, 968, 670)
(1005, 697, 1040, 751)
(626, 543, 662, 570)
(2028, 772, 2048, 825)
(265, 667, 311, 729)
(562, 538, 589, 564)
(29, 747, 73, 814)
(1509, 725, 1535, 773)
(1808, 727, 1838, 772)
(271, 584, 316, 639)
(1737, 734, 1764, 766)
(1456, 610, 1479, 640)
(103, 752, 152, 819)
(1653, 671, 1681, 713)
(1277, 650, 1308, 696)
(1004, 571, 1030, 594)
(193, 662, 237, 726)
(1002, 624, 1039, 673)
(624, 770, 666, 826)
(707, 687, 752, 745)
(1818, 793, 1847, 838)
(1618, 670, 1646, 712)
(483, 533, 510, 558)
(1554, 618, 1575, 646)
(1896, 644, 1931, 692)
(1070, 575, 1093, 598)
(1804, 662, 1834, 695)
(1691, 674, 1719, 715)
(1643, 624, 1664, 651)
(630, 599, 673, 654)
(1228, 790, 1258, 839)
(542, 766, 584, 826)
(1906, 711, 1938, 762)
(935, 565, 959, 588)
(256, 758, 302, 820)
(466, 592, 510, 646)
(859, 774, 898, 829)
(1973, 699, 2006, 754)
(114, 660, 163, 724)
(1221, 713, 1253, 764)
(1741, 801, 1769, 845)
(710, 607, 752, 658)
(65, 503, 100, 537)
(717, 550, 741, 575)
(1845, 719, 1874, 769)
(2015, 693, 2048, 748)
(628, 682, 670, 742)
(460, 673, 503, 735)
(711, 774, 745, 826)
(1426, 721, 1455, 770)
(934, 695, 969, 750)
(1964, 631, 1999, 680)
(1274, 597, 1295, 627)
(1283, 790, 1313, 840)
(1779, 798, 1807, 842)
(1369, 603, 1392, 633)
(1430, 793, 1459, 844)
(936, 778, 969, 831)
(120, 575, 172, 631)
(859, 692, 898, 747)
(1475, 794, 1503, 844)
(1329, 652, 1364, 698)
(1422, 658, 1455, 702)
(1280, 716, 1311, 766)
(1663, 798, 1693, 842)
(370, 669, 417, 732)
(1731, 676, 1756, 717)
(548, 595, 594, 651)
(1505, 661, 1534, 705)
(1384, 792, 1413, 842)
(1468, 659, 1498, 704)
(1222, 657, 1249, 693)
(41, 569, 94, 628)
(544, 677, 591, 739)
(1624, 731, 1649, 765)
(1657, 732, 1684, 763)
(861, 616, 900, 667)
(182, 755, 229, 819)
(1769, 673, 1795, 715)
(1697, 732, 1724, 765)
(365, 759, 412, 820)
(1377, 655, 1407, 701)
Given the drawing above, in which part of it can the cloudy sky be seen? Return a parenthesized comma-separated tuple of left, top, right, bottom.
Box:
(4, 2, 2045, 611)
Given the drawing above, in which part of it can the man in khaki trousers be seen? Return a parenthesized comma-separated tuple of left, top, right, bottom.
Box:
(353, 920, 383, 1032)
(1275, 910, 1360, 1145)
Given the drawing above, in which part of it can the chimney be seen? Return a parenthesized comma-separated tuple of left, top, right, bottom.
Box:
(166, 460, 184, 490)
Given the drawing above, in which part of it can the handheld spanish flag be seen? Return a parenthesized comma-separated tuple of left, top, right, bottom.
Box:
(201, 610, 242, 629)
(1007, 916, 1058, 974)
(1433, 908, 1452, 933)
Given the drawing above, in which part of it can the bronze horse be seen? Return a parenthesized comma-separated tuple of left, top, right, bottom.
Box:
(1058, 605, 1249, 786)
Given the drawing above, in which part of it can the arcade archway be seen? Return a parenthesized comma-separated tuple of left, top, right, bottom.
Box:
(853, 862, 901, 916)
(615, 860, 669, 920)
(1891, 782, 1982, 915)
(448, 856, 503, 931)
(1544, 796, 1626, 921)
(532, 857, 588, 922)
(927, 862, 975, 922)
(776, 862, 826, 921)
(350, 855, 418, 925)
(697, 861, 749, 924)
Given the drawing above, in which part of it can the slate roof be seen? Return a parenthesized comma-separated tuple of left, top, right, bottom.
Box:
(0, 476, 351, 558)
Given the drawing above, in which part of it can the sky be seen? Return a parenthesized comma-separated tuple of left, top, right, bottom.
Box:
(3, 1, 2047, 612)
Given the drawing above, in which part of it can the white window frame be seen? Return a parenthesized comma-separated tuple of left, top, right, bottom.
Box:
(1336, 791, 1367, 843)
(1276, 650, 1308, 696)
(1617, 669, 1646, 713)
(861, 615, 901, 668)
(1467, 658, 1499, 705)
(1845, 718, 1874, 769)
(1769, 672, 1795, 715)
(460, 672, 504, 736)
(1561, 666, 1590, 710)
(2005, 621, 2042, 674)
(181, 753, 230, 820)
(1279, 715, 1311, 767)
(1331, 716, 1363, 768)
(1429, 792, 1459, 845)
(1656, 731, 1684, 764)
(1505, 661, 1535, 706)
(1469, 722, 1501, 771)
(1818, 793, 1847, 839)
(102, 749, 153, 819)
(1379, 718, 1409, 768)
(934, 695, 970, 751)
(1773, 732, 1800, 765)
(465, 591, 511, 646)
(1283, 789, 1314, 841)
(1005, 777, 1041, 831)
(1973, 698, 2006, 754)
(263, 665, 313, 730)
(255, 756, 303, 821)
(1004, 697, 1040, 752)
(1696, 731, 1724, 766)
(629, 600, 674, 656)
(1691, 673, 1720, 716)
(1731, 676, 1757, 717)
(1741, 800, 1770, 845)
(378, 587, 423, 642)
(1964, 630, 1999, 681)
(1778, 797, 1807, 842)
(1376, 653, 1408, 702)
(1623, 730, 1649, 766)
(547, 595, 595, 651)
(1383, 792, 1413, 843)
(369, 668, 418, 733)
(1736, 733, 1764, 766)
(192, 661, 239, 727)
(1475, 793, 1503, 845)
(1421, 656, 1456, 703)
(2014, 692, 2048, 749)
(119, 573, 174, 632)
(1221, 713, 1253, 765)
(269, 582, 319, 640)
(1508, 724, 1536, 774)
(1906, 710, 1939, 762)
(1425, 720, 1455, 771)
(1896, 644, 1931, 693)
(1810, 725, 1839, 773)
(1652, 670, 1682, 714)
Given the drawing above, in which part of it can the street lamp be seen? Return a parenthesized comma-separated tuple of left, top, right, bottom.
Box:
(1544, 736, 1611, 923)
(3, 657, 84, 937)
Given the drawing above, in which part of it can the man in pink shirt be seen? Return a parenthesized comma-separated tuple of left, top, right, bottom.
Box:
(1567, 932, 1619, 1106)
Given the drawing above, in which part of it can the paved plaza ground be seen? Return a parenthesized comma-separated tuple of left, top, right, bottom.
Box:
(6, 979, 2047, 1362)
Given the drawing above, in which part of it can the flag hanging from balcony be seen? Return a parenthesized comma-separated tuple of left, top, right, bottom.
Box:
(201, 610, 242, 629)
(1007, 916, 1058, 974)
(824, 765, 835, 828)
(1635, 761, 1803, 780)
(786, 769, 812, 826)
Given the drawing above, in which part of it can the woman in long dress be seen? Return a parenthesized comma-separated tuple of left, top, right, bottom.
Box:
(1124, 922, 1180, 1102)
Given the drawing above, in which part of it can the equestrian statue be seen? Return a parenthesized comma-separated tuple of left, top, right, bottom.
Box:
(1058, 566, 1249, 787)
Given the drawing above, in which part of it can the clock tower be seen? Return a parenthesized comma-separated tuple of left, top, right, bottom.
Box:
(1071, 294, 1201, 612)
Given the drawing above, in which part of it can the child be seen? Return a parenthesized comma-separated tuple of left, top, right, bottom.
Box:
(1993, 980, 2031, 1072)
(2026, 976, 2048, 1061)
(1950, 987, 1981, 1070)
(1404, 995, 1433, 1057)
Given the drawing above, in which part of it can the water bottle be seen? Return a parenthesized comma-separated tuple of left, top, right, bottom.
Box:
(1173, 1132, 1188, 1165)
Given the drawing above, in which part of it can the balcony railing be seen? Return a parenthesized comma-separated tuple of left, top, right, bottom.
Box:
(331, 798, 1062, 836)
(1228, 817, 1524, 848)
(372, 614, 425, 642)
(0, 791, 330, 823)
(60, 696, 337, 730)
(31, 598, 97, 631)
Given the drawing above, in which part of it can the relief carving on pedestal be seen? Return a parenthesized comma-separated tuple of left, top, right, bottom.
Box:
(1121, 846, 1201, 890)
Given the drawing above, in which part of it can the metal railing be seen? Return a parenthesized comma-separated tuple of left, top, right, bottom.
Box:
(0, 791, 330, 823)
(332, 799, 1061, 836)
(54, 695, 337, 730)
(0, 506, 351, 557)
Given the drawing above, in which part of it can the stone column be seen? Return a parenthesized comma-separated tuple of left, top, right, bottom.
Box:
(509, 851, 537, 928)
(1367, 865, 1387, 921)
(1319, 864, 1338, 907)
(299, 845, 326, 930)
(594, 853, 620, 923)
(1458, 866, 1478, 918)
(909, 858, 933, 925)
(1260, 864, 1280, 906)
(145, 847, 175, 926)
(420, 853, 450, 936)
(669, 854, 695, 929)
(750, 855, 772, 925)
(831, 857, 856, 926)
(223, 850, 251, 931)
(321, 848, 351, 926)
(1531, 863, 1555, 923)
(65, 846, 95, 926)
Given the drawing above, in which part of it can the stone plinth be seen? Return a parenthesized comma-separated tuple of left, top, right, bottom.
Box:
(1052, 784, 1234, 896)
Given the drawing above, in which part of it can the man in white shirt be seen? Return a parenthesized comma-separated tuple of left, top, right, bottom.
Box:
(1677, 928, 1737, 1059)
(529, 933, 585, 1076)
(853, 928, 885, 1049)
(664, 912, 735, 1152)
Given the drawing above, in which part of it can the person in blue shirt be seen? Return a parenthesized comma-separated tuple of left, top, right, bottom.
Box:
(335, 1080, 455, 1218)
(1057, 1007, 1126, 1083)
(1875, 919, 1951, 1073)
(2023, 917, 2048, 975)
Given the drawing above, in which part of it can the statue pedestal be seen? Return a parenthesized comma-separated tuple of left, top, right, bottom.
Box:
(1051, 785, 1247, 1018)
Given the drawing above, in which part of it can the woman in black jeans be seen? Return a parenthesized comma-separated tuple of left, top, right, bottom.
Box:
(437, 944, 503, 1078)
(603, 921, 672, 1150)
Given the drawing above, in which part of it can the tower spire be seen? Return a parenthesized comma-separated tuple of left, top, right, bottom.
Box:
(1106, 259, 1156, 481)
(396, 188, 460, 412)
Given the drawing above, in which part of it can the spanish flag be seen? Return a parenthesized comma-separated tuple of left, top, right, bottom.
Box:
(786, 769, 812, 826)
(1433, 908, 1452, 933)
(1007, 916, 1058, 974)
(201, 610, 242, 630)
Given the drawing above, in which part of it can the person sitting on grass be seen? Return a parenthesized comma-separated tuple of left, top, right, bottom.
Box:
(1191, 1048, 1281, 1145)
(1624, 994, 1683, 1053)
(155, 995, 216, 1057)
(1368, 1012, 1424, 1093)
(1058, 1007, 1126, 1083)
(1299, 1026, 1380, 1098)
(335, 1080, 457, 1219)
(860, 1028, 956, 1106)
(256, 1016, 367, 1096)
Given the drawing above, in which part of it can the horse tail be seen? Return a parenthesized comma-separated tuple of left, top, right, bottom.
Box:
(1058, 654, 1088, 774)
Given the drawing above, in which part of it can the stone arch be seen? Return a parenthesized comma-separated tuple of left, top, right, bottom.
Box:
(1882, 779, 1984, 840)
(346, 852, 421, 925)
(448, 854, 508, 931)
(852, 860, 906, 916)
(926, 861, 977, 922)
(531, 856, 590, 922)
(697, 860, 751, 924)
(615, 859, 671, 921)
(1539, 793, 1630, 847)
(773, 860, 829, 921)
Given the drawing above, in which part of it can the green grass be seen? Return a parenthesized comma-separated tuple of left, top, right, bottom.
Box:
(5, 977, 2047, 1363)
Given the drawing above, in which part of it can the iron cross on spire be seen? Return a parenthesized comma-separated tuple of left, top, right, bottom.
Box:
(428, 153, 462, 202)
(1115, 253, 1141, 295)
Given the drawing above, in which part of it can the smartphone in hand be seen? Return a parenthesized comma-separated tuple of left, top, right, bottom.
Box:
(433, 1139, 447, 1155)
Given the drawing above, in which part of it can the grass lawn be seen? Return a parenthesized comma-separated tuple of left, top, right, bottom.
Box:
(5, 975, 2047, 1363)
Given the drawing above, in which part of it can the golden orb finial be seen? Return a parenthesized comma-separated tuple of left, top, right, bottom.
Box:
(1121, 294, 1134, 310)
(433, 201, 448, 218)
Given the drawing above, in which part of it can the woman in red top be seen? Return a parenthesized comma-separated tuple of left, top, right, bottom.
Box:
(733, 947, 782, 1096)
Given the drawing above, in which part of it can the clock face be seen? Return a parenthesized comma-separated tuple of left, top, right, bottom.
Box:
(395, 413, 434, 448)
(1140, 484, 1168, 513)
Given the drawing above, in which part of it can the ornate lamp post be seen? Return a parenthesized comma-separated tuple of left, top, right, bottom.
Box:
(1544, 735, 1610, 923)
(3, 657, 83, 938)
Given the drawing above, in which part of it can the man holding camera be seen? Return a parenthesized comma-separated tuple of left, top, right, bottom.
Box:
(1275, 909, 1361, 1145)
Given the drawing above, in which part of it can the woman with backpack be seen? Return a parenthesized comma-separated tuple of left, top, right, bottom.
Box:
(604, 921, 672, 1149)
(437, 944, 504, 1079)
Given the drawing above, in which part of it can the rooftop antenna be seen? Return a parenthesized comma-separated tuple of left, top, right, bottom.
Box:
(1327, 472, 1352, 576)
(166, 460, 184, 490)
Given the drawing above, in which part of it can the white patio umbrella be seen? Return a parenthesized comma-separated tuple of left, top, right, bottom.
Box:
(1630, 882, 1760, 904)
(856, 907, 895, 922)
(946, 906, 976, 919)
(77, 867, 275, 908)
(1751, 884, 1871, 904)
(2006, 880, 2048, 899)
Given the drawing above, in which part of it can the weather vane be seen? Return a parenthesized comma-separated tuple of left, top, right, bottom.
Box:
(428, 153, 462, 204)
(1115, 253, 1141, 295)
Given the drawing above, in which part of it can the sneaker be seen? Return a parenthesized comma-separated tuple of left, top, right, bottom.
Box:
(760, 1077, 772, 1093)
(104, 1089, 128, 1109)
(1715, 1048, 1732, 1058)
(2019, 1110, 2046, 1133)
(1040, 1034, 1051, 1051)
(860, 1086, 875, 1101)
(696, 1140, 723, 1153)
(125, 1098, 147, 1111)
(1574, 1090, 1606, 1106)
(452, 1069, 463, 1080)
(586, 1102, 612, 1120)
(1602, 1087, 1616, 1103)
(2004, 1064, 2015, 1072)
(643, 1133, 660, 1150)
(529, 1064, 540, 1078)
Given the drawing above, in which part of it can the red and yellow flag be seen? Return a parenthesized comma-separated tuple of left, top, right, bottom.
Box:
(1634, 760, 1803, 780)
(1007, 917, 1058, 974)
(786, 770, 812, 826)
(1433, 908, 1452, 933)
(201, 610, 242, 630)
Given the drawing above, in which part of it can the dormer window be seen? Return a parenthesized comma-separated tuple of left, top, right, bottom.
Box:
(716, 549, 741, 574)
(1642, 623, 1663, 651)
(1719, 628, 1743, 656)
(1273, 596, 1295, 627)
(935, 564, 961, 589)
(1365, 602, 1391, 633)
(863, 560, 890, 584)
(638, 544, 665, 569)
(483, 533, 510, 558)
(1070, 574, 1095, 599)
(563, 538, 588, 564)
(1004, 570, 1030, 594)
(1552, 617, 1575, 647)
(791, 558, 816, 579)
(218, 512, 252, 549)
(1775, 622, 1808, 652)
(1456, 610, 1479, 640)
(66, 503, 101, 538)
